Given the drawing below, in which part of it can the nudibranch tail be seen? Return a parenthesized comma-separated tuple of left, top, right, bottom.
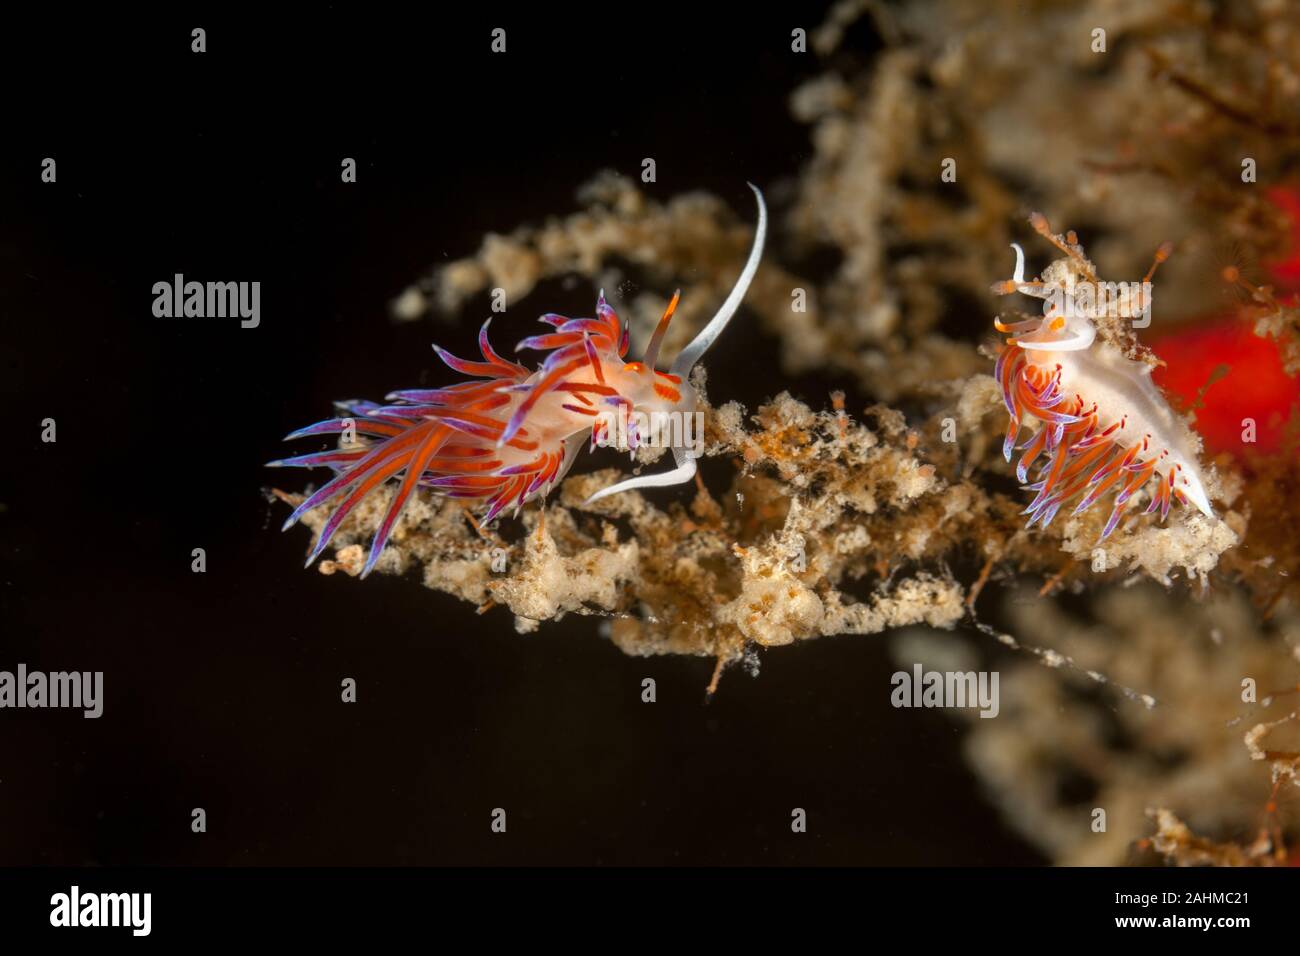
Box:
(271, 184, 767, 576)
(990, 218, 1214, 543)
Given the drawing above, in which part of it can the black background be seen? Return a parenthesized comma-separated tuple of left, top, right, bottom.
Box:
(1, 6, 1043, 865)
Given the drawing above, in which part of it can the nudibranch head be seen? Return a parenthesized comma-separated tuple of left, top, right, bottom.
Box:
(270, 184, 767, 576)
(990, 214, 1214, 541)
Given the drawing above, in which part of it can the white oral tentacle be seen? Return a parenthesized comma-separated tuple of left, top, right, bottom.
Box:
(584, 448, 697, 504)
(669, 183, 767, 378)
(1017, 323, 1095, 352)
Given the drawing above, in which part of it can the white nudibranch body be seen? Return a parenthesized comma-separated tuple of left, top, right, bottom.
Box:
(991, 218, 1214, 539)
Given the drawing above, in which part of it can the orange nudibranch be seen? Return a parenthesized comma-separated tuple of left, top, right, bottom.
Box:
(270, 185, 768, 577)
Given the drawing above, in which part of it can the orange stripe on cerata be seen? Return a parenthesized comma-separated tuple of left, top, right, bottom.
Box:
(556, 381, 618, 398)
(653, 383, 680, 402)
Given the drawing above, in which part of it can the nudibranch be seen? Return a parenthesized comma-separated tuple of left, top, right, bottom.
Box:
(990, 214, 1214, 540)
(270, 184, 767, 577)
